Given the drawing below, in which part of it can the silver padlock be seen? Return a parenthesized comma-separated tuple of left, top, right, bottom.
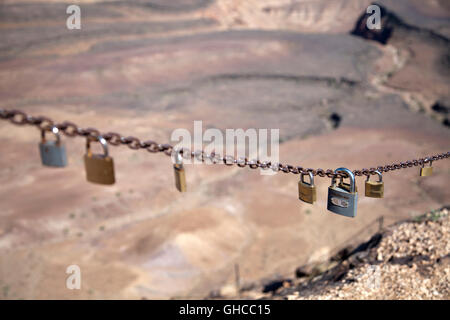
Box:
(39, 126, 67, 167)
(327, 167, 358, 218)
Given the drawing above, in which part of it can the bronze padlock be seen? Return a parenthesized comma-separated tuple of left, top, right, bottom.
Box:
(365, 170, 384, 198)
(84, 136, 115, 185)
(420, 160, 433, 177)
(298, 171, 316, 204)
(173, 150, 186, 192)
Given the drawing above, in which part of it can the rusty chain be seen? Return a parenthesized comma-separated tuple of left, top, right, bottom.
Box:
(1, 108, 449, 179)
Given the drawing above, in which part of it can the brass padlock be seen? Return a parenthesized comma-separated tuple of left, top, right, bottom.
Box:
(39, 126, 67, 167)
(365, 170, 384, 198)
(327, 168, 358, 218)
(84, 136, 115, 185)
(298, 171, 316, 204)
(420, 160, 433, 177)
(173, 150, 187, 192)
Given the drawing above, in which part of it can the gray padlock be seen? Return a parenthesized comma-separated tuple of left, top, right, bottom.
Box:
(39, 127, 67, 167)
(327, 167, 358, 218)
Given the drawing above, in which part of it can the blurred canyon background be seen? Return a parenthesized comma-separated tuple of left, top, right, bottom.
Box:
(0, 0, 449, 299)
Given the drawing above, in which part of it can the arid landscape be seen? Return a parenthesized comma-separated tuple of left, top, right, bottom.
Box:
(0, 0, 449, 299)
(249, 207, 449, 300)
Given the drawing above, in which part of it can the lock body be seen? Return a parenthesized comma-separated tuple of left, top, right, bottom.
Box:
(84, 154, 115, 185)
(327, 185, 358, 218)
(420, 167, 433, 176)
(39, 141, 67, 167)
(365, 180, 384, 198)
(298, 181, 316, 204)
(174, 164, 187, 192)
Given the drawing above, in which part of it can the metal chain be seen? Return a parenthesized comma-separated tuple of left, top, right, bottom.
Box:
(1, 108, 449, 178)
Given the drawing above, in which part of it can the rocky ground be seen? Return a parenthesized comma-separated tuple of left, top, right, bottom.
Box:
(239, 207, 449, 300)
(0, 1, 449, 299)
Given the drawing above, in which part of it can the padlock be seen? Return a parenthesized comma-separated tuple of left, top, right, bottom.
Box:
(298, 171, 316, 204)
(39, 126, 67, 167)
(420, 160, 433, 177)
(365, 170, 384, 198)
(84, 136, 115, 185)
(173, 149, 187, 192)
(327, 167, 358, 218)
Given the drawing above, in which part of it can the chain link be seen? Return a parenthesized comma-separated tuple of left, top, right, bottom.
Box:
(1, 109, 449, 178)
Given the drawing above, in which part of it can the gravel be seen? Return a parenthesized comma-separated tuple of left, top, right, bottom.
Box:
(262, 208, 450, 300)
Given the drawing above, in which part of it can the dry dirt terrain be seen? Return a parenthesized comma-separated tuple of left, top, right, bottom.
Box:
(0, 0, 449, 299)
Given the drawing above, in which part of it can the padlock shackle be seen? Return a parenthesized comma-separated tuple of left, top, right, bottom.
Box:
(366, 170, 383, 182)
(300, 171, 314, 186)
(86, 135, 109, 158)
(172, 148, 184, 166)
(41, 126, 61, 145)
(422, 159, 432, 168)
(332, 167, 356, 193)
